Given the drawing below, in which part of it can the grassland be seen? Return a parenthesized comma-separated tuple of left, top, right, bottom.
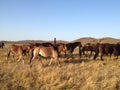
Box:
(0, 44, 120, 90)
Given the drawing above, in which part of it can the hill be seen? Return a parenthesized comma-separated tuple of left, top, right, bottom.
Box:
(74, 37, 120, 44)
(1, 37, 120, 44)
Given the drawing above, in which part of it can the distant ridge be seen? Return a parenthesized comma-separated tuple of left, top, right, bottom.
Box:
(1, 37, 120, 44)
(1, 40, 68, 44)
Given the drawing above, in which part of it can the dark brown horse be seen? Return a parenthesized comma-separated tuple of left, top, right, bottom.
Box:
(93, 43, 118, 60)
(82, 43, 97, 57)
(65, 42, 82, 58)
(0, 42, 5, 49)
(114, 43, 120, 59)
(6, 44, 25, 64)
(29, 45, 60, 67)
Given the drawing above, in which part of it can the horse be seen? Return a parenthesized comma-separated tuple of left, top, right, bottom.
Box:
(29, 45, 60, 67)
(65, 42, 82, 59)
(6, 44, 25, 64)
(56, 43, 67, 57)
(82, 43, 96, 57)
(31, 42, 65, 56)
(0, 42, 5, 49)
(93, 43, 118, 60)
(22, 44, 35, 56)
(113, 43, 120, 59)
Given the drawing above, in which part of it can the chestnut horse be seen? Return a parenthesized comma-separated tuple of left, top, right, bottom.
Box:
(22, 44, 35, 56)
(29, 45, 60, 67)
(56, 43, 67, 56)
(6, 44, 25, 64)
(29, 42, 67, 57)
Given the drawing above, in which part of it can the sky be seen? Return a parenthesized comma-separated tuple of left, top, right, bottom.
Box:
(0, 0, 120, 41)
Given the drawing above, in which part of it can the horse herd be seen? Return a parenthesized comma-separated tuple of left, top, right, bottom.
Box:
(1, 41, 120, 67)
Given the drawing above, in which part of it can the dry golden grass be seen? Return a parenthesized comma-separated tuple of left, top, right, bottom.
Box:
(0, 44, 120, 90)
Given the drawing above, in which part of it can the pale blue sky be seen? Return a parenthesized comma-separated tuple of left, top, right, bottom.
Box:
(0, 0, 120, 41)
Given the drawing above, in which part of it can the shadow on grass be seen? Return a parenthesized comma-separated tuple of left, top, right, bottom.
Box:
(64, 58, 92, 64)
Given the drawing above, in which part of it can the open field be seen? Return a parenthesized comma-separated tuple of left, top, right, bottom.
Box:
(0, 43, 120, 90)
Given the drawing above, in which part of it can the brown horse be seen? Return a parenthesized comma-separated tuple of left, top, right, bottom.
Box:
(31, 42, 66, 56)
(56, 43, 67, 56)
(22, 44, 35, 56)
(29, 45, 60, 67)
(0, 42, 5, 49)
(6, 44, 25, 64)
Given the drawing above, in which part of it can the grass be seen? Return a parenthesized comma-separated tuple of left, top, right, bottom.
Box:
(0, 44, 120, 90)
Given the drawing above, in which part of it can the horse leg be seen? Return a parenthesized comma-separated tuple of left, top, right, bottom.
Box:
(66, 52, 71, 59)
(67, 50, 74, 59)
(114, 54, 119, 60)
(22, 58, 25, 64)
(26, 51, 30, 58)
(109, 53, 112, 60)
(54, 57, 60, 66)
(48, 58, 53, 65)
(79, 47, 82, 58)
(116, 55, 119, 60)
(57, 58, 60, 67)
(29, 54, 37, 67)
(100, 53, 104, 61)
(18, 55, 25, 64)
(6, 50, 11, 60)
(11, 53, 16, 62)
(79, 50, 82, 58)
(93, 52, 98, 60)
(83, 51, 88, 57)
(113, 50, 119, 60)
(17, 55, 22, 62)
(89, 51, 93, 57)
(29, 50, 39, 66)
(38, 57, 44, 66)
(21, 55, 25, 64)
(64, 51, 67, 57)
(29, 49, 34, 64)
